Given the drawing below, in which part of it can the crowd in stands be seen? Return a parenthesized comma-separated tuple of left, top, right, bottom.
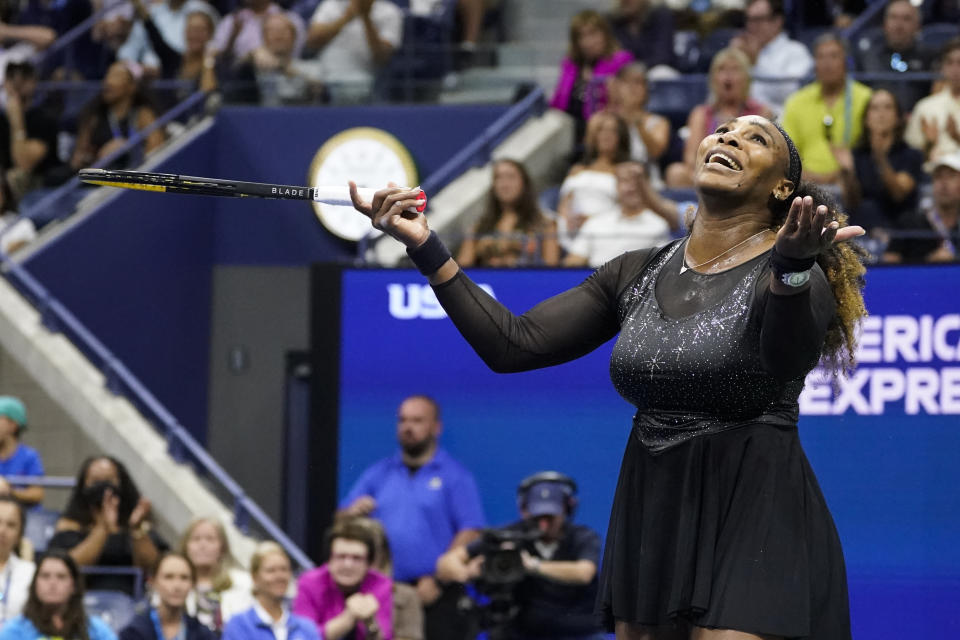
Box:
(457, 0, 960, 266)
(0, 0, 955, 262)
(0, 392, 610, 640)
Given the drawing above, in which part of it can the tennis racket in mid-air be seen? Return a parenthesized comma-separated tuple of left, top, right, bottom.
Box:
(78, 168, 427, 212)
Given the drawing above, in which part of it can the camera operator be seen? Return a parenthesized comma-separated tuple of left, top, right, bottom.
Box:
(435, 472, 606, 640)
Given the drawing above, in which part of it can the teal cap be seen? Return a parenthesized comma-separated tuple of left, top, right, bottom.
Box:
(0, 396, 27, 430)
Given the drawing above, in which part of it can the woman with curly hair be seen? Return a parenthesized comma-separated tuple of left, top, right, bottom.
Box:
(0, 550, 116, 640)
(349, 112, 867, 639)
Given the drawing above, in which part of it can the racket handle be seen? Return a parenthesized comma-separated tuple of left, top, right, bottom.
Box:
(313, 186, 427, 213)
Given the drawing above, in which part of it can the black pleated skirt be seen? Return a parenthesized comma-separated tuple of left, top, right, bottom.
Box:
(597, 423, 852, 639)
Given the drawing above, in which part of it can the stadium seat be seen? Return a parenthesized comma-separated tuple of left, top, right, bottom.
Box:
(23, 507, 60, 553)
(697, 28, 739, 71)
(84, 590, 138, 632)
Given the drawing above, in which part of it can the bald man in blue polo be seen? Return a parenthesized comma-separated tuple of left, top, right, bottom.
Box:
(339, 394, 485, 639)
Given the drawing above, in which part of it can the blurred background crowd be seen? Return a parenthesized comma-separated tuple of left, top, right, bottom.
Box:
(0, 0, 955, 263)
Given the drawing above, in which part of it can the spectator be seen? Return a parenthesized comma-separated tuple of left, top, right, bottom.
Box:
(0, 61, 63, 202)
(0, 397, 43, 507)
(243, 13, 325, 106)
(608, 62, 671, 186)
(293, 520, 391, 640)
(0, 175, 36, 255)
(353, 519, 422, 640)
(781, 33, 872, 187)
(665, 47, 772, 188)
(0, 497, 34, 626)
(606, 0, 675, 70)
(854, 0, 933, 112)
(120, 553, 215, 640)
(49, 456, 164, 595)
(905, 38, 960, 161)
(407, 0, 493, 63)
(456, 159, 559, 267)
(337, 395, 484, 640)
(306, 0, 402, 103)
(0, 549, 116, 640)
(557, 111, 632, 247)
(70, 62, 166, 171)
(731, 0, 813, 116)
(564, 161, 678, 267)
(16, 0, 117, 80)
(177, 517, 252, 632)
(215, 0, 305, 64)
(550, 10, 633, 139)
(884, 150, 960, 262)
(129, 0, 217, 83)
(118, 0, 219, 74)
(835, 89, 924, 234)
(436, 472, 605, 640)
(0, 0, 64, 77)
(222, 542, 321, 640)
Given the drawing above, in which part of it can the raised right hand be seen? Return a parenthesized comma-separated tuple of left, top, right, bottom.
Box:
(349, 181, 428, 249)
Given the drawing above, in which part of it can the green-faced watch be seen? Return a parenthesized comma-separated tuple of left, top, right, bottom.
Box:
(780, 270, 811, 287)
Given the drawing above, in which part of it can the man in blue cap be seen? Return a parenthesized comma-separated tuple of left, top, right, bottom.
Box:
(0, 396, 45, 506)
(436, 471, 606, 640)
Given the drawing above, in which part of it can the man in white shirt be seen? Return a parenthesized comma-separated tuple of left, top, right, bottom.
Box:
(564, 162, 677, 267)
(905, 38, 960, 161)
(731, 0, 813, 115)
(307, 0, 403, 101)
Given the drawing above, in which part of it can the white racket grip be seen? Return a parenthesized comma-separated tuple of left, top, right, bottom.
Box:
(313, 186, 427, 213)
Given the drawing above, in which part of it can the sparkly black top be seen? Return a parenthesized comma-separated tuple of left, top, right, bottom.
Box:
(433, 238, 836, 452)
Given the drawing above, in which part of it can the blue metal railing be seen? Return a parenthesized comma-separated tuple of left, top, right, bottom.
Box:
(0, 256, 314, 571)
(0, 89, 314, 570)
(19, 89, 207, 228)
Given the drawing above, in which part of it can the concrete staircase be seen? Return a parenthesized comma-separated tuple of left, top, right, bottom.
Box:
(439, 0, 610, 103)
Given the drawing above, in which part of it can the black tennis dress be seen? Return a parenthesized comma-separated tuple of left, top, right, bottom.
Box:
(433, 238, 851, 639)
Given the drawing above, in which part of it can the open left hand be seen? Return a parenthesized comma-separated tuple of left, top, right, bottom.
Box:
(775, 196, 864, 259)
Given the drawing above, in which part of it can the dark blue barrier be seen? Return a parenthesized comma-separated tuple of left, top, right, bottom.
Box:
(334, 263, 960, 639)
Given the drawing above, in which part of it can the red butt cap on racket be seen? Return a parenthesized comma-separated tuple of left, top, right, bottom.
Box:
(324, 185, 426, 214)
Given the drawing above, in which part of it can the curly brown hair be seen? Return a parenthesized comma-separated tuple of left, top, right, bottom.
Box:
(767, 182, 867, 376)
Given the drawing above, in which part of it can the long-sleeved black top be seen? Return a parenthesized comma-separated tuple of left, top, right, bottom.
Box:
(434, 239, 835, 452)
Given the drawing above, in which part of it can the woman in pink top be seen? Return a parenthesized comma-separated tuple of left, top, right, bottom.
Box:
(293, 520, 393, 640)
(550, 10, 633, 137)
(665, 47, 773, 188)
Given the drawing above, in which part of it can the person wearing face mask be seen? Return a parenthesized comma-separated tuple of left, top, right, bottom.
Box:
(0, 550, 115, 640)
(436, 472, 605, 640)
(177, 518, 252, 633)
(120, 553, 215, 640)
(49, 456, 165, 595)
(0, 497, 35, 626)
(223, 542, 320, 640)
(337, 395, 484, 640)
